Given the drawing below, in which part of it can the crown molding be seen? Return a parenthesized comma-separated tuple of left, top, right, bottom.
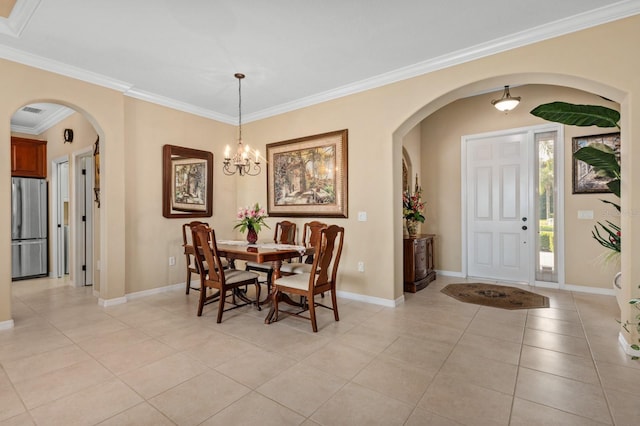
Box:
(0, 1, 638, 123)
(245, 0, 640, 122)
(0, 0, 41, 37)
(124, 88, 235, 125)
(0, 44, 132, 92)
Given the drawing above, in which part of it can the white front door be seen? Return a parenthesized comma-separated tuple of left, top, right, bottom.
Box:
(466, 131, 530, 283)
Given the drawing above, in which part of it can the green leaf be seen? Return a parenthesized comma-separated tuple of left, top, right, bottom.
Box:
(574, 147, 620, 178)
(600, 200, 621, 215)
(531, 102, 620, 128)
(631, 344, 640, 350)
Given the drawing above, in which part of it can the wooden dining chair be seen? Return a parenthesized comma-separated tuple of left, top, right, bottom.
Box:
(270, 225, 344, 332)
(245, 220, 297, 294)
(182, 221, 209, 294)
(279, 221, 327, 275)
(192, 224, 261, 323)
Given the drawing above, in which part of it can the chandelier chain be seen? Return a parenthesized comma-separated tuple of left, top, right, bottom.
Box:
(238, 75, 242, 141)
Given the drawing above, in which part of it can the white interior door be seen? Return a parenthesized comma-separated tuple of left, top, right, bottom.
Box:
(466, 131, 530, 283)
(75, 153, 94, 287)
(53, 159, 69, 278)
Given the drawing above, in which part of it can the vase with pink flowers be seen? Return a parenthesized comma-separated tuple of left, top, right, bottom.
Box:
(234, 203, 270, 244)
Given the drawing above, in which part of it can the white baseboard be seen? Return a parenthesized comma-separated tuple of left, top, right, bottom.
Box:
(98, 296, 127, 307)
(618, 332, 640, 357)
(438, 271, 616, 297)
(98, 279, 402, 309)
(336, 290, 404, 307)
(436, 270, 465, 278)
(126, 282, 188, 301)
(0, 319, 15, 330)
(562, 283, 616, 296)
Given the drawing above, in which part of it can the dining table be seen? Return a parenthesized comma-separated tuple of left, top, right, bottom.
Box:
(215, 240, 315, 323)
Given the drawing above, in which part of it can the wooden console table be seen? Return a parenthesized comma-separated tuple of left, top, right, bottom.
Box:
(403, 234, 436, 293)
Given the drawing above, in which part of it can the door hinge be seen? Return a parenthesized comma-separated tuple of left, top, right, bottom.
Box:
(82, 169, 86, 175)
(82, 265, 86, 271)
(82, 216, 86, 222)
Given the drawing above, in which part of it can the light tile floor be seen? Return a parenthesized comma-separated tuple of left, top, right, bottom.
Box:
(1, 275, 639, 425)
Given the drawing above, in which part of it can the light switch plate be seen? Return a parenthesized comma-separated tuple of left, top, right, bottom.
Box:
(358, 211, 367, 221)
(578, 210, 594, 219)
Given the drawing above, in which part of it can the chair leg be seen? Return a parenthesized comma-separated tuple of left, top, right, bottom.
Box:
(197, 284, 206, 316)
(331, 290, 339, 321)
(309, 294, 318, 332)
(216, 289, 226, 323)
(185, 270, 192, 294)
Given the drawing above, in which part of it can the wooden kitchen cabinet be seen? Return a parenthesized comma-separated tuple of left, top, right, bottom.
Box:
(11, 137, 47, 178)
(403, 234, 436, 293)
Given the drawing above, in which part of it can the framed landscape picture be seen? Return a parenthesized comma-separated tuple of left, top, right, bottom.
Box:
(162, 144, 213, 218)
(572, 132, 620, 194)
(267, 129, 348, 217)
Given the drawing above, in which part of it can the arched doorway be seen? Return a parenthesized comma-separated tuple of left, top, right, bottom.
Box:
(8, 100, 103, 315)
(392, 74, 626, 299)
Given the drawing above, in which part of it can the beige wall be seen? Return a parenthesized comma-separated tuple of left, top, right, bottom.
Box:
(420, 85, 620, 288)
(1, 15, 639, 347)
(0, 0, 16, 18)
(122, 98, 238, 293)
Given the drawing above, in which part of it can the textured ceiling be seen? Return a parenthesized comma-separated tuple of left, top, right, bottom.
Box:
(2, 0, 639, 128)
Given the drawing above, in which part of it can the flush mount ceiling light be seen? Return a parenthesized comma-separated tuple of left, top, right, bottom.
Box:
(222, 73, 261, 176)
(491, 85, 521, 112)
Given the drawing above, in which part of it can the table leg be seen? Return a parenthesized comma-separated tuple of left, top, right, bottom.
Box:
(264, 260, 283, 323)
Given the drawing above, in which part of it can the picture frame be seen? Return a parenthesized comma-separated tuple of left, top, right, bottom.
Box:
(267, 129, 348, 218)
(162, 144, 213, 218)
(572, 132, 620, 194)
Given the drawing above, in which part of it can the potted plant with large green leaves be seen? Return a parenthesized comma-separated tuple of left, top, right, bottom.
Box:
(532, 102, 639, 357)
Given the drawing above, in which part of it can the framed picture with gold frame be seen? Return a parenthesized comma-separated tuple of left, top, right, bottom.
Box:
(162, 144, 213, 218)
(266, 129, 348, 218)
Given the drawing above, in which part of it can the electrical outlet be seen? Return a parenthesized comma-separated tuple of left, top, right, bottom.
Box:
(358, 211, 367, 221)
(357, 261, 365, 272)
(168, 256, 176, 266)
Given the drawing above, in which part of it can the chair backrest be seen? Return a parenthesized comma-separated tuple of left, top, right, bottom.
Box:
(191, 224, 225, 285)
(182, 221, 209, 268)
(274, 221, 297, 245)
(309, 225, 344, 292)
(302, 221, 327, 263)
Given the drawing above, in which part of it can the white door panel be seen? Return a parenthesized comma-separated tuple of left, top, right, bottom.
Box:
(467, 132, 529, 282)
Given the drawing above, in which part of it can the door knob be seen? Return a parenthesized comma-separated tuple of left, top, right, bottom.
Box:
(522, 217, 527, 222)
(522, 225, 528, 230)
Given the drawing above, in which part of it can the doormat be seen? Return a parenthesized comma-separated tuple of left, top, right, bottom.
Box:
(441, 283, 549, 310)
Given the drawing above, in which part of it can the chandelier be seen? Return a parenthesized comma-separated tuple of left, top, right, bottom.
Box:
(491, 85, 521, 112)
(223, 73, 261, 176)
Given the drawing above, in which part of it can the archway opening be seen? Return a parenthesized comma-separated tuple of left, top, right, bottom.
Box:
(9, 100, 103, 319)
(393, 75, 625, 302)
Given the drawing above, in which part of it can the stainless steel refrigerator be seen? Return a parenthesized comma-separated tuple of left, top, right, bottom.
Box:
(11, 177, 48, 280)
